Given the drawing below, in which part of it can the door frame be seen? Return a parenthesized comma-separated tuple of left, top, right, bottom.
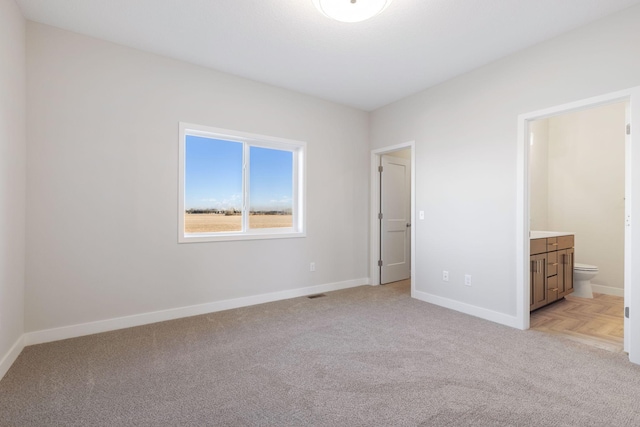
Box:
(370, 141, 416, 291)
(516, 86, 640, 363)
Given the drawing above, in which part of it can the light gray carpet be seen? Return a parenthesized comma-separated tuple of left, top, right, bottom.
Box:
(2, 281, 640, 426)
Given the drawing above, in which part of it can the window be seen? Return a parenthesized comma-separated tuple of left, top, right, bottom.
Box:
(179, 123, 306, 242)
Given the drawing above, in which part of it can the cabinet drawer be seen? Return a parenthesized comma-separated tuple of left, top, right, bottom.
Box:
(546, 237, 559, 252)
(558, 235, 574, 250)
(547, 251, 558, 276)
(531, 238, 547, 255)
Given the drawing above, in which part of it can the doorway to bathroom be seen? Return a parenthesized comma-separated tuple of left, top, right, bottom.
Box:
(516, 86, 640, 364)
(528, 102, 626, 352)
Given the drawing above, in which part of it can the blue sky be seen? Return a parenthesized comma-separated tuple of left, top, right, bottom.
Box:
(185, 136, 292, 211)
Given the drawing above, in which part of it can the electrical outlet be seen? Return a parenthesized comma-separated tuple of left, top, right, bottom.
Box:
(310, 262, 316, 272)
(442, 270, 449, 282)
(465, 274, 472, 286)
(419, 210, 425, 220)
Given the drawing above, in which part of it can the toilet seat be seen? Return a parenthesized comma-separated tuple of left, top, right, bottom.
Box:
(574, 263, 598, 272)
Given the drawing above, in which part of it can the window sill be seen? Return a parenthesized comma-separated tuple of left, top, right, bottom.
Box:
(179, 231, 306, 243)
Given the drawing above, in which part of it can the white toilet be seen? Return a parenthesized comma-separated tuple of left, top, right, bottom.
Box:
(573, 263, 599, 299)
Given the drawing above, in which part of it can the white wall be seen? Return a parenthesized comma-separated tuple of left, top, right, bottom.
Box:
(25, 23, 370, 334)
(370, 4, 640, 320)
(0, 0, 26, 376)
(529, 120, 549, 231)
(547, 103, 626, 292)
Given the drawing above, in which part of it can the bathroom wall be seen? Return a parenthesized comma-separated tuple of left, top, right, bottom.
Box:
(548, 102, 626, 294)
(529, 120, 549, 231)
(530, 102, 626, 295)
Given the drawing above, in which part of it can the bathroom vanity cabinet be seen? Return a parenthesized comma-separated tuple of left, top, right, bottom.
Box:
(530, 234, 574, 311)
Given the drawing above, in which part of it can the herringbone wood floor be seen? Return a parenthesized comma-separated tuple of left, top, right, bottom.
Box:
(530, 293, 625, 353)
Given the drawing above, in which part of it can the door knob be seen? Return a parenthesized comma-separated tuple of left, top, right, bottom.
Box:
(406, 223, 411, 228)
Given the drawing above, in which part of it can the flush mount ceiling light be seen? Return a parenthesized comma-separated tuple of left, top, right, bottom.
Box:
(312, 0, 394, 23)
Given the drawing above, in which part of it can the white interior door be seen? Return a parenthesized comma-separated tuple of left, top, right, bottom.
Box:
(381, 155, 411, 284)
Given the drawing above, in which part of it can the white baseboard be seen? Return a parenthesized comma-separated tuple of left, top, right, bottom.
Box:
(591, 284, 624, 297)
(24, 278, 369, 346)
(412, 290, 521, 329)
(0, 335, 25, 381)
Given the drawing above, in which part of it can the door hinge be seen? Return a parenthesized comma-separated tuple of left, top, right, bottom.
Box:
(378, 260, 383, 267)
(627, 123, 631, 135)
(378, 165, 383, 173)
(378, 213, 383, 220)
(625, 306, 630, 318)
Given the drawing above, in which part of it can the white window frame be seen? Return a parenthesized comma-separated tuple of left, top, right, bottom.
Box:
(179, 122, 306, 243)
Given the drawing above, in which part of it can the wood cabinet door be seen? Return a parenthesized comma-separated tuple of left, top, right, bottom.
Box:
(547, 275, 559, 304)
(547, 251, 558, 277)
(556, 250, 566, 295)
(560, 248, 574, 296)
(530, 253, 547, 310)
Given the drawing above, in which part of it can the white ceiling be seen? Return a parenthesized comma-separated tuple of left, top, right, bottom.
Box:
(15, 0, 640, 111)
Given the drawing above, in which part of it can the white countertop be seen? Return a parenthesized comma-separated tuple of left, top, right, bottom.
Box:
(530, 231, 575, 239)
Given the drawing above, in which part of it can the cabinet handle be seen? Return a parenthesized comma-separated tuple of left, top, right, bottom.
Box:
(551, 263, 558, 266)
(549, 288, 558, 292)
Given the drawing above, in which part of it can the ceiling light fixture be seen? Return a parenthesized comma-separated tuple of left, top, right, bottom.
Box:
(312, 0, 394, 23)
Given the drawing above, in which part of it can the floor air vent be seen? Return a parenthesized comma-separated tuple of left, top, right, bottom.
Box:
(307, 294, 327, 299)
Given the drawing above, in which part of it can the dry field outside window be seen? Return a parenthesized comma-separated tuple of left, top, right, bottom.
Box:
(184, 213, 293, 233)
